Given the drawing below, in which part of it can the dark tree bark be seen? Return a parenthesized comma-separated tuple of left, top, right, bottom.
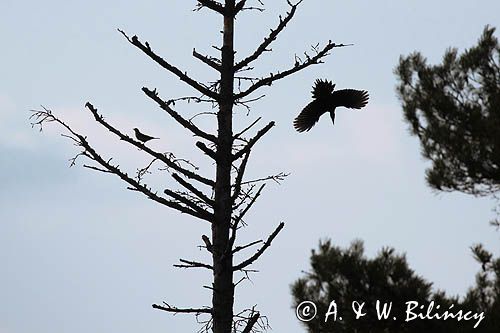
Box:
(212, 2, 236, 332)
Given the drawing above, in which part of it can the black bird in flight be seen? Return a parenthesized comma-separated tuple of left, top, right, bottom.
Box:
(133, 128, 159, 143)
(293, 79, 369, 132)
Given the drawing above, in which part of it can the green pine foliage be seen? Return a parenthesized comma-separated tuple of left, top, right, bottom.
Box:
(395, 26, 500, 196)
(291, 240, 499, 332)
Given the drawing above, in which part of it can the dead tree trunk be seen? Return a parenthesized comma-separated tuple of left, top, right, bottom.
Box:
(212, 2, 236, 332)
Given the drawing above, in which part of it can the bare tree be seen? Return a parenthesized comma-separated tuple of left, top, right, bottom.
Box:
(30, 1, 348, 332)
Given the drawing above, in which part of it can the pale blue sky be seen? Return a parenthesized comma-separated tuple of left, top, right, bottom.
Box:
(1, 1, 500, 332)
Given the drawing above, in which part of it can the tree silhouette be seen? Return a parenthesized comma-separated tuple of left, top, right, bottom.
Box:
(291, 239, 500, 332)
(395, 25, 500, 197)
(29, 1, 352, 332)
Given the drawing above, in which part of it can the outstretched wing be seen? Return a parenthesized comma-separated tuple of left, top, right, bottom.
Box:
(293, 99, 327, 132)
(331, 89, 369, 109)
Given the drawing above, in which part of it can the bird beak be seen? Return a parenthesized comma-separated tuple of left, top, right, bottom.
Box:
(330, 111, 335, 125)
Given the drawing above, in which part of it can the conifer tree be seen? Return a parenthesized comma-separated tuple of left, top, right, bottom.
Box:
(31, 1, 349, 332)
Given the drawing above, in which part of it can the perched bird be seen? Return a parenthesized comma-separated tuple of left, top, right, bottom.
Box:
(133, 128, 159, 143)
(293, 79, 369, 132)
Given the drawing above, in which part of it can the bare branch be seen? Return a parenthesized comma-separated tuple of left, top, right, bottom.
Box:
(84, 102, 215, 187)
(118, 29, 219, 100)
(233, 121, 275, 161)
(195, 0, 225, 15)
(234, 0, 265, 14)
(241, 312, 260, 333)
(168, 95, 215, 106)
(239, 171, 289, 186)
(233, 306, 269, 333)
(232, 150, 250, 203)
(235, 0, 302, 71)
(202, 234, 213, 253)
(233, 222, 285, 271)
(196, 141, 217, 160)
(31, 107, 213, 223)
(233, 117, 262, 140)
(143, 87, 218, 143)
(164, 189, 213, 219)
(235, 41, 349, 100)
(136, 158, 158, 182)
(163, 152, 201, 171)
(230, 184, 266, 249)
(234, 0, 247, 14)
(232, 184, 256, 212)
(233, 184, 265, 226)
(172, 173, 214, 206)
(193, 48, 221, 71)
(83, 164, 111, 173)
(174, 258, 213, 270)
(189, 111, 218, 122)
(232, 240, 262, 254)
(152, 302, 212, 314)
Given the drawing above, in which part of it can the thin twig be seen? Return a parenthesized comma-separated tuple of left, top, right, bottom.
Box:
(234, 117, 261, 140)
(152, 302, 212, 314)
(233, 222, 285, 271)
(233, 240, 263, 254)
(174, 258, 213, 270)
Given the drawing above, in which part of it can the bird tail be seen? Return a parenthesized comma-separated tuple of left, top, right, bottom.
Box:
(312, 79, 336, 100)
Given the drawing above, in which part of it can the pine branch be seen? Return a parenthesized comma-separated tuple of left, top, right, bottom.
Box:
(196, 141, 217, 160)
(233, 117, 261, 140)
(229, 184, 266, 250)
(84, 102, 215, 187)
(239, 171, 289, 186)
(143, 87, 218, 143)
(233, 222, 285, 271)
(232, 184, 256, 212)
(196, 0, 225, 15)
(234, 0, 247, 14)
(193, 48, 221, 71)
(232, 184, 265, 226)
(172, 173, 214, 206)
(202, 234, 213, 253)
(118, 29, 219, 100)
(164, 189, 213, 220)
(232, 121, 275, 161)
(152, 302, 212, 314)
(234, 0, 265, 14)
(234, 0, 302, 71)
(241, 312, 261, 333)
(235, 40, 348, 100)
(31, 107, 213, 223)
(231, 150, 250, 203)
(232, 240, 262, 254)
(174, 258, 213, 270)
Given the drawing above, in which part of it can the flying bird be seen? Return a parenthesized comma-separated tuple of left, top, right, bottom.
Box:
(133, 128, 159, 143)
(293, 79, 369, 132)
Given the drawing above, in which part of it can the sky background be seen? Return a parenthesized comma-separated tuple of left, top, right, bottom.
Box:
(1, 0, 500, 332)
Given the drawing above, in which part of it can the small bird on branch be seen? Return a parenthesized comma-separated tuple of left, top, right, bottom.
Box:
(133, 128, 159, 143)
(293, 79, 369, 132)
